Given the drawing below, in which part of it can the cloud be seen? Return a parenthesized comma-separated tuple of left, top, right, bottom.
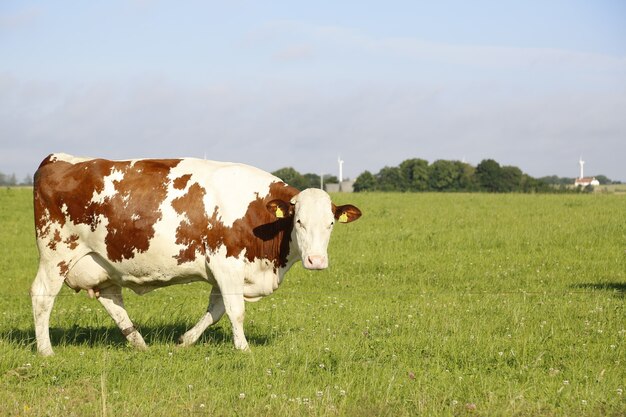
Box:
(1, 71, 625, 181)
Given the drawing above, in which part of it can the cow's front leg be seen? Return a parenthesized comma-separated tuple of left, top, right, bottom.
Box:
(97, 285, 147, 350)
(178, 286, 225, 347)
(210, 259, 249, 351)
(222, 290, 249, 351)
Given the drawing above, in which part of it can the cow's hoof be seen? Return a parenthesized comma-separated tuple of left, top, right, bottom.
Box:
(126, 332, 147, 350)
(38, 347, 55, 357)
(235, 343, 251, 352)
(177, 333, 196, 348)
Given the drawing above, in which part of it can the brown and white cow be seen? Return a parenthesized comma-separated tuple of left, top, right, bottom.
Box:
(31, 153, 361, 356)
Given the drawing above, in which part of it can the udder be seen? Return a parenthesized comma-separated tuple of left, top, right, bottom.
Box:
(64, 253, 111, 295)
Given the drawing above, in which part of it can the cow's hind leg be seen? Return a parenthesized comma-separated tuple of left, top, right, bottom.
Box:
(179, 286, 225, 347)
(31, 264, 64, 356)
(97, 285, 147, 350)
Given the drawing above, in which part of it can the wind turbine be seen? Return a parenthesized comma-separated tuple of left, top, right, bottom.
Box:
(338, 156, 344, 183)
(579, 156, 585, 179)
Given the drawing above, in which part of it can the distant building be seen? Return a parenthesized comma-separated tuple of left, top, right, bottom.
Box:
(325, 183, 340, 193)
(339, 180, 355, 193)
(324, 180, 355, 193)
(575, 157, 599, 188)
(574, 177, 600, 187)
(325, 156, 355, 192)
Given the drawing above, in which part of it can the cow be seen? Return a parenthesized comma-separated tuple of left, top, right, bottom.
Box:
(31, 153, 361, 356)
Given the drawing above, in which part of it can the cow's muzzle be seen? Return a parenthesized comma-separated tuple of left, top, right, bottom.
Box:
(303, 255, 328, 270)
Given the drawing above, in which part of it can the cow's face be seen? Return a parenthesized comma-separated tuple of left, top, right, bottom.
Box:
(267, 188, 361, 270)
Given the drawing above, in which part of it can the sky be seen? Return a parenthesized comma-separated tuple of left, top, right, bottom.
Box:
(1, 0, 625, 182)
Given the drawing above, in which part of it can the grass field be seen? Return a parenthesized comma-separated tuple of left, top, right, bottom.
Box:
(1, 187, 624, 416)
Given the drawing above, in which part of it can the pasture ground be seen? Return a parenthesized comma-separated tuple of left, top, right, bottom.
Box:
(0, 187, 624, 416)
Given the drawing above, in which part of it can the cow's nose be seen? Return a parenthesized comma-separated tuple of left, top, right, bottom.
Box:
(304, 255, 328, 270)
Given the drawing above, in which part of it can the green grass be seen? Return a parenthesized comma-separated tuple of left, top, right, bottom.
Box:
(1, 187, 624, 416)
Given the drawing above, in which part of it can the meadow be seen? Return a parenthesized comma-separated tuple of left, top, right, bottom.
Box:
(0, 187, 624, 416)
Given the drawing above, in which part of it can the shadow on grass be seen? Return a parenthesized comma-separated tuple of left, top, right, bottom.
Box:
(1, 322, 273, 352)
(572, 282, 626, 298)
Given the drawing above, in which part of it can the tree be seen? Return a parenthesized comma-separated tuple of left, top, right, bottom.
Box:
(455, 161, 478, 191)
(323, 175, 339, 184)
(521, 175, 552, 193)
(302, 173, 321, 189)
(271, 167, 308, 190)
(399, 158, 429, 191)
(500, 165, 523, 192)
(475, 159, 504, 192)
(595, 175, 611, 185)
(539, 175, 576, 185)
(429, 160, 460, 191)
(376, 166, 403, 191)
(353, 171, 377, 192)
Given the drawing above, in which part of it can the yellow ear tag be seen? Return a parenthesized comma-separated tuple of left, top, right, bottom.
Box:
(275, 207, 284, 218)
(339, 212, 349, 223)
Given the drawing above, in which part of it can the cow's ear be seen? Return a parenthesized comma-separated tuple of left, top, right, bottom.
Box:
(267, 199, 292, 219)
(333, 204, 362, 223)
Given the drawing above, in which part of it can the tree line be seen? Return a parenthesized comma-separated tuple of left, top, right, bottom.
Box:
(272, 158, 618, 193)
(537, 174, 620, 186)
(0, 172, 33, 186)
(352, 158, 556, 192)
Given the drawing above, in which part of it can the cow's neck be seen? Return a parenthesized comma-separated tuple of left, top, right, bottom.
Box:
(275, 229, 301, 280)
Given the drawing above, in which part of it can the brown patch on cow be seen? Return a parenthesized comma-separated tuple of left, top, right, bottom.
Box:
(64, 234, 80, 250)
(34, 156, 181, 262)
(103, 160, 179, 261)
(171, 183, 210, 264)
(57, 261, 69, 276)
(171, 181, 298, 268)
(206, 206, 226, 253)
(173, 174, 192, 190)
(48, 230, 62, 250)
(204, 182, 299, 270)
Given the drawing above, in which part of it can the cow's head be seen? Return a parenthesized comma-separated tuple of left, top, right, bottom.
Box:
(267, 188, 361, 270)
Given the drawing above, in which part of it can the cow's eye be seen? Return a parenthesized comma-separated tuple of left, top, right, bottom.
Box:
(296, 219, 304, 229)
